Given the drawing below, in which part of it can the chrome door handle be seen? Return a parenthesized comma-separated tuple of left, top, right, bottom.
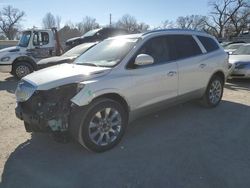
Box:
(199, 64, 207, 69)
(167, 71, 177, 77)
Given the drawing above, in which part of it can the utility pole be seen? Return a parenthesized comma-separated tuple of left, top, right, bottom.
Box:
(109, 13, 112, 27)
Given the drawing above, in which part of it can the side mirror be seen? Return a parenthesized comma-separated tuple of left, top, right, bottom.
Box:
(134, 54, 154, 66)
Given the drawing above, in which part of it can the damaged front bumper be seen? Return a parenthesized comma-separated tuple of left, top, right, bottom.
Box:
(15, 84, 79, 132)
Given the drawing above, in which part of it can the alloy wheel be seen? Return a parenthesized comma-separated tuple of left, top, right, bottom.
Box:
(16, 65, 30, 78)
(88, 107, 122, 146)
(209, 79, 222, 104)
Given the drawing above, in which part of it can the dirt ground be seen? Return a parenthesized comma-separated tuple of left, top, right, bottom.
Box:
(0, 72, 249, 188)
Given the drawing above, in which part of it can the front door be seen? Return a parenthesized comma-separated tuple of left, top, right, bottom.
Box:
(28, 31, 54, 60)
(127, 36, 178, 111)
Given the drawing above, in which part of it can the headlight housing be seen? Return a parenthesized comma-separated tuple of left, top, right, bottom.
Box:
(15, 81, 84, 103)
(15, 81, 37, 102)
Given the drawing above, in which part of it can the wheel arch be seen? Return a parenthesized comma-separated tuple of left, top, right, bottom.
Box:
(12, 56, 37, 72)
(202, 70, 226, 97)
(211, 70, 225, 84)
(93, 93, 130, 115)
(72, 87, 131, 114)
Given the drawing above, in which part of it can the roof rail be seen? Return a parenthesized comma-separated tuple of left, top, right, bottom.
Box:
(143, 28, 206, 36)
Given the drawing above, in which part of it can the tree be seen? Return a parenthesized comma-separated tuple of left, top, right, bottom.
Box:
(116, 14, 137, 32)
(116, 14, 149, 32)
(228, 7, 250, 36)
(42, 12, 62, 29)
(160, 20, 175, 29)
(42, 12, 56, 29)
(206, 0, 250, 38)
(76, 16, 99, 34)
(176, 15, 208, 30)
(136, 22, 150, 32)
(0, 5, 25, 40)
(56, 16, 61, 30)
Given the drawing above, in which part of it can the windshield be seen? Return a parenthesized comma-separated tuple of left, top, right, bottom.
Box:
(62, 43, 96, 57)
(224, 43, 244, 50)
(18, 31, 31, 47)
(233, 45, 250, 55)
(75, 38, 138, 67)
(82, 28, 102, 37)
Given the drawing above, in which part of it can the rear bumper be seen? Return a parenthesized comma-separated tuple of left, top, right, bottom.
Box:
(0, 64, 11, 73)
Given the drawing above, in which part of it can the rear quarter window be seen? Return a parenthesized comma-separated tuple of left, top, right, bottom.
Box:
(197, 36, 219, 53)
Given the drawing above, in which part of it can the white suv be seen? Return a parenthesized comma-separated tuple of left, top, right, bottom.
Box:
(15, 29, 229, 152)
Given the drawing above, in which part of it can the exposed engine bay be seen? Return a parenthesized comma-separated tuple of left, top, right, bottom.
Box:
(16, 84, 78, 133)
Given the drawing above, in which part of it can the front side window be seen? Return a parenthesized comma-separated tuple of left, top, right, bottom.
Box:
(18, 31, 31, 47)
(75, 38, 138, 67)
(173, 35, 202, 60)
(135, 36, 175, 66)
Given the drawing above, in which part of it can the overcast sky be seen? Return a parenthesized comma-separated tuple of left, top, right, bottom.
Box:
(0, 0, 210, 29)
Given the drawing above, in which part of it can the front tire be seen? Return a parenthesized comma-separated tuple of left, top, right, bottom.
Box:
(201, 75, 224, 108)
(75, 98, 128, 152)
(13, 62, 34, 79)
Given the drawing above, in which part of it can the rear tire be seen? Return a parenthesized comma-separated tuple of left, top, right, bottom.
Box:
(71, 98, 128, 152)
(13, 62, 34, 79)
(201, 75, 224, 108)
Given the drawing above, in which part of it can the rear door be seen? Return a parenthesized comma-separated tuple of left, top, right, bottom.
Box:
(171, 35, 206, 95)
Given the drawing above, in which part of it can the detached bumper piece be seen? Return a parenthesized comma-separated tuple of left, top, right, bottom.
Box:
(15, 84, 77, 133)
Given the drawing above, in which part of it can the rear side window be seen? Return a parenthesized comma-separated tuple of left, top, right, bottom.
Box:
(197, 36, 219, 53)
(172, 35, 202, 60)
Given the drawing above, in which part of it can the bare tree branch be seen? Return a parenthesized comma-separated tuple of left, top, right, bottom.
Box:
(176, 15, 208, 30)
(76, 16, 99, 34)
(42, 12, 56, 29)
(56, 16, 61, 30)
(116, 14, 149, 33)
(207, 0, 249, 37)
(160, 20, 175, 29)
(0, 5, 25, 40)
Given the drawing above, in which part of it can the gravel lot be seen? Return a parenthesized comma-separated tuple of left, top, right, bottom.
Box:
(0, 72, 250, 188)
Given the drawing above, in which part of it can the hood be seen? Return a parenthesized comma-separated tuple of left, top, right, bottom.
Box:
(229, 55, 250, 64)
(0, 46, 20, 53)
(66, 37, 81, 43)
(37, 56, 76, 65)
(23, 63, 111, 90)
